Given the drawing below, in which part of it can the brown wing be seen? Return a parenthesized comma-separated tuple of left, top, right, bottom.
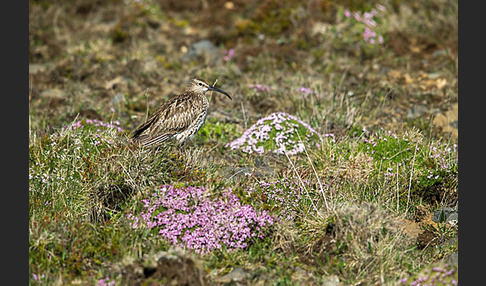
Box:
(131, 93, 206, 146)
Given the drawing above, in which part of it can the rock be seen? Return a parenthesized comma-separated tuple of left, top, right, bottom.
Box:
(40, 88, 66, 103)
(122, 249, 208, 285)
(406, 104, 428, 119)
(433, 103, 458, 139)
(142, 59, 159, 73)
(104, 76, 125, 90)
(29, 63, 52, 74)
(215, 267, 249, 284)
(291, 267, 310, 281)
(227, 165, 275, 181)
(322, 275, 340, 286)
(432, 207, 457, 223)
(447, 212, 458, 222)
(181, 39, 222, 65)
(78, 109, 103, 120)
(447, 251, 458, 267)
(111, 93, 125, 105)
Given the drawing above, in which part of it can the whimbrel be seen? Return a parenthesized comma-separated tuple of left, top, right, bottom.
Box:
(131, 78, 232, 147)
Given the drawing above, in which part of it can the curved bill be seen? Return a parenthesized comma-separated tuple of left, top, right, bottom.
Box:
(209, 85, 232, 100)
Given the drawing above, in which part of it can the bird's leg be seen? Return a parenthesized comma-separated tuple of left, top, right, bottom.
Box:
(178, 142, 186, 160)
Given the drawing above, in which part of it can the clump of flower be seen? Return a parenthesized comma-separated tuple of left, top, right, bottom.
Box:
(249, 84, 272, 93)
(222, 48, 235, 62)
(126, 185, 274, 254)
(32, 273, 45, 281)
(246, 178, 325, 221)
(296, 87, 317, 96)
(96, 276, 115, 286)
(428, 142, 458, 171)
(62, 119, 124, 134)
(359, 129, 457, 185)
(29, 119, 125, 194)
(398, 264, 457, 285)
(61, 119, 124, 146)
(226, 112, 323, 155)
(344, 4, 386, 44)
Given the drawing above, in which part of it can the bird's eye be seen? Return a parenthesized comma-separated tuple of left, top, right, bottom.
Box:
(198, 82, 203, 86)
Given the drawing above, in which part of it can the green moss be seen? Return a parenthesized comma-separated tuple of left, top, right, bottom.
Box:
(198, 118, 239, 146)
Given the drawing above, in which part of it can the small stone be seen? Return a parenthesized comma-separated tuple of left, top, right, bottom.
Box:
(29, 63, 49, 74)
(407, 105, 428, 119)
(181, 40, 222, 65)
(142, 60, 158, 73)
(40, 88, 66, 102)
(432, 207, 456, 223)
(447, 212, 458, 222)
(447, 252, 458, 267)
(123, 249, 208, 286)
(111, 93, 125, 105)
(104, 76, 124, 90)
(216, 267, 249, 283)
(224, 2, 234, 10)
(432, 103, 458, 139)
(322, 275, 340, 286)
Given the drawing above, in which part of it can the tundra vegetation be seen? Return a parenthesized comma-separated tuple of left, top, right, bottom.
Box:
(29, 0, 458, 284)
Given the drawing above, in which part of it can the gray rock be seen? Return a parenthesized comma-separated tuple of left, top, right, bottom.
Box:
(432, 207, 457, 223)
(406, 105, 428, 119)
(111, 93, 125, 105)
(29, 62, 54, 74)
(40, 88, 66, 102)
(216, 267, 248, 283)
(181, 40, 222, 64)
(29, 63, 47, 74)
(322, 275, 340, 286)
(432, 103, 458, 139)
(447, 212, 458, 222)
(227, 165, 274, 181)
(123, 249, 208, 286)
(142, 60, 158, 73)
(447, 251, 458, 267)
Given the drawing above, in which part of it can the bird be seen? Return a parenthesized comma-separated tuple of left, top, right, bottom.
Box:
(131, 77, 232, 147)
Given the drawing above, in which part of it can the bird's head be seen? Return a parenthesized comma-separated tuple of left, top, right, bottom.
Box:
(188, 78, 232, 100)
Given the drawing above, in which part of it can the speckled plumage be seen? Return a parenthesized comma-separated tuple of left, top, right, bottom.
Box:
(131, 78, 232, 147)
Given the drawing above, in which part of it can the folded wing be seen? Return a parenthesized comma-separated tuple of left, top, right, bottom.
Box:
(131, 93, 204, 147)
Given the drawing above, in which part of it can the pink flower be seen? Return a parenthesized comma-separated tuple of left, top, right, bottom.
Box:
(376, 4, 386, 11)
(127, 185, 274, 253)
(297, 87, 316, 95)
(223, 48, 235, 62)
(249, 84, 271, 92)
(362, 27, 377, 44)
